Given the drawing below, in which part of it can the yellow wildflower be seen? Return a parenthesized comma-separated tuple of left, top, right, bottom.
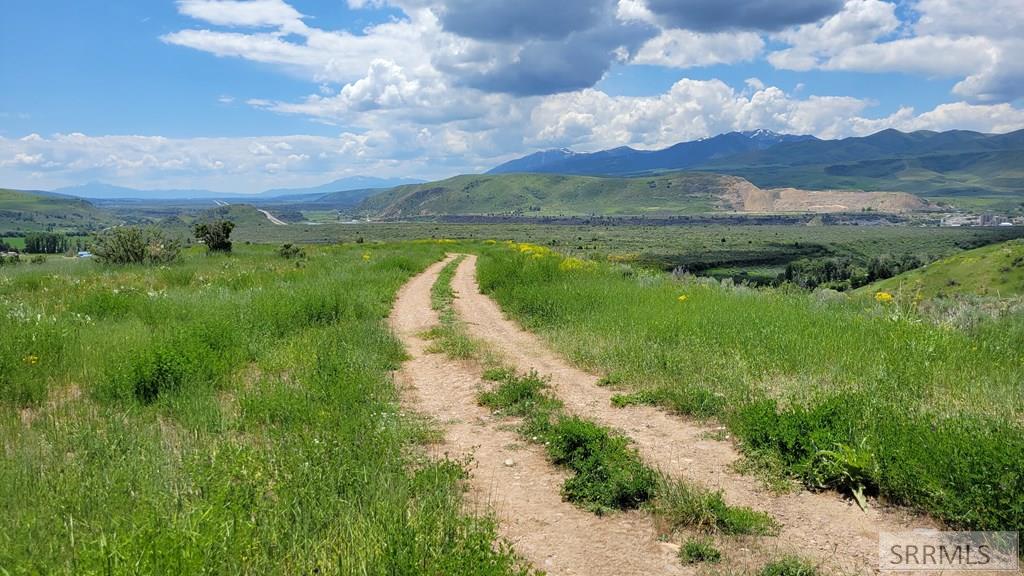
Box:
(23, 354, 39, 366)
(559, 257, 585, 272)
(875, 291, 894, 303)
(677, 294, 689, 303)
(362, 252, 371, 262)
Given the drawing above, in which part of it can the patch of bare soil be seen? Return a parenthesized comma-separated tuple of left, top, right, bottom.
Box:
(451, 255, 938, 575)
(722, 184, 928, 213)
(389, 256, 688, 576)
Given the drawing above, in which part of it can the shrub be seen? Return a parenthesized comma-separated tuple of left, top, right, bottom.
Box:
(91, 226, 182, 265)
(193, 220, 235, 252)
(759, 556, 819, 576)
(680, 538, 721, 564)
(29, 255, 46, 265)
(0, 253, 20, 266)
(278, 243, 305, 259)
(651, 476, 777, 535)
(546, 416, 658, 511)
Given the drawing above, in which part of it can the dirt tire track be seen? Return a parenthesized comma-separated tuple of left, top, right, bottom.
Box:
(389, 256, 689, 576)
(451, 254, 936, 576)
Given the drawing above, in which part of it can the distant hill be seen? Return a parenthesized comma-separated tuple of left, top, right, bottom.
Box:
(489, 130, 817, 176)
(55, 182, 230, 200)
(53, 176, 426, 201)
(0, 188, 118, 234)
(858, 238, 1024, 299)
(356, 172, 926, 219)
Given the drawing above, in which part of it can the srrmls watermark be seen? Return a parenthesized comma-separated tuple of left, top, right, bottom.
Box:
(880, 531, 1018, 572)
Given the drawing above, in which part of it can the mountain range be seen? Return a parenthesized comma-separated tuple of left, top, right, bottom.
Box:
(489, 130, 817, 176)
(490, 128, 1024, 209)
(54, 176, 426, 201)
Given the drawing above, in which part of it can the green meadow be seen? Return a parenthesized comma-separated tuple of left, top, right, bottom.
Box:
(0, 244, 529, 575)
(477, 243, 1024, 531)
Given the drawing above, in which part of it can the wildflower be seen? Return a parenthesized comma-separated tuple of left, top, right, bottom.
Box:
(558, 257, 586, 272)
(362, 252, 371, 262)
(23, 354, 39, 366)
(678, 294, 689, 303)
(875, 291, 894, 303)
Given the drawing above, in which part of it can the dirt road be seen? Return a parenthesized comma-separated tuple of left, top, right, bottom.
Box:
(256, 208, 288, 225)
(389, 256, 687, 576)
(448, 254, 934, 576)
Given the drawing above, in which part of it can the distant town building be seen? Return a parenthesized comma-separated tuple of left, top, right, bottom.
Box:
(979, 213, 1010, 226)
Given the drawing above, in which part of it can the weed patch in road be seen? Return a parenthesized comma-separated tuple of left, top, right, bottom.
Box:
(480, 369, 774, 534)
(679, 537, 722, 565)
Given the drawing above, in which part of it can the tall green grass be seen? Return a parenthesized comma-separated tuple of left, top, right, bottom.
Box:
(0, 244, 530, 574)
(477, 244, 1024, 531)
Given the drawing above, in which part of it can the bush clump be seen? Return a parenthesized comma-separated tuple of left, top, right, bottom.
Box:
(91, 226, 182, 265)
(679, 538, 721, 564)
(278, 243, 305, 259)
(193, 220, 235, 253)
(759, 556, 819, 576)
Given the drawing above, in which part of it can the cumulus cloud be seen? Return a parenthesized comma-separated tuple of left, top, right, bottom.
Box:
(644, 0, 843, 32)
(633, 29, 764, 67)
(0, 120, 530, 191)
(769, 0, 1024, 102)
(163, 7, 435, 84)
(527, 79, 1024, 153)
(165, 0, 656, 97)
(529, 79, 872, 150)
(438, 19, 654, 95)
(175, 0, 306, 31)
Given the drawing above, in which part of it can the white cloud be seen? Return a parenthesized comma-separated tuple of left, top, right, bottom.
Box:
(633, 29, 764, 68)
(913, 0, 1023, 39)
(162, 8, 436, 84)
(848, 102, 1024, 135)
(769, 0, 1024, 102)
(824, 36, 995, 77)
(176, 0, 307, 32)
(767, 0, 900, 71)
(528, 79, 1024, 152)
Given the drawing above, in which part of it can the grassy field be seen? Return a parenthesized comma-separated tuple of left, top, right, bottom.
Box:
(0, 244, 530, 575)
(216, 221, 1024, 284)
(477, 243, 1023, 531)
(861, 239, 1024, 299)
(1, 236, 26, 250)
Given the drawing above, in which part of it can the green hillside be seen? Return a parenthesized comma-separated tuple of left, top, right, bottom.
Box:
(357, 172, 773, 218)
(699, 130, 1024, 212)
(0, 189, 118, 234)
(859, 239, 1024, 299)
(155, 204, 290, 242)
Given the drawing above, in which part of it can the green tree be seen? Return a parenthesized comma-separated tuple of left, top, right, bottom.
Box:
(24, 232, 68, 254)
(193, 220, 235, 253)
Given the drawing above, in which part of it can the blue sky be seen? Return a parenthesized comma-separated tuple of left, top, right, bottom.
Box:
(1, 0, 1023, 193)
